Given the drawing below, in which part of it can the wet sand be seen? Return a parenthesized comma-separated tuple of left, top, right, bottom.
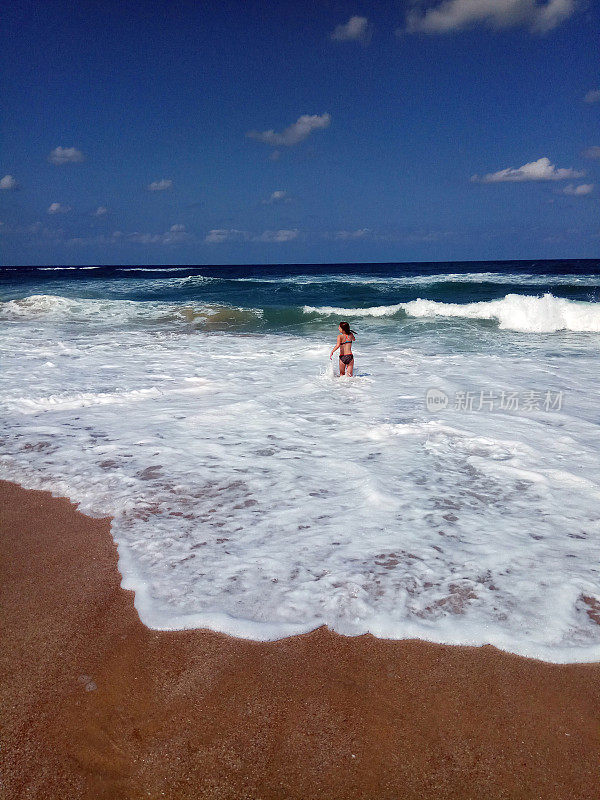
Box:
(1, 478, 599, 800)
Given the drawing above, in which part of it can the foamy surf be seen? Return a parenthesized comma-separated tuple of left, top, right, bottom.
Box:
(304, 293, 600, 332)
(0, 293, 263, 328)
(1, 262, 599, 662)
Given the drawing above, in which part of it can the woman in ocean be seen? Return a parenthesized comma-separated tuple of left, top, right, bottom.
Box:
(330, 321, 356, 376)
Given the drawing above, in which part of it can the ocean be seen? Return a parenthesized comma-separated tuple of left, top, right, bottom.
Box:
(1, 259, 599, 662)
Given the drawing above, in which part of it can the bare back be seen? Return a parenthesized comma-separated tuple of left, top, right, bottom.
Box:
(338, 333, 355, 355)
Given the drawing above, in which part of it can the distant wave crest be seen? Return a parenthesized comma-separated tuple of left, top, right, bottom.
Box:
(0, 294, 262, 328)
(303, 293, 600, 333)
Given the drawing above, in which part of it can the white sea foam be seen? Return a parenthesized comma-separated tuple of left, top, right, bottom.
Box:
(1, 291, 600, 662)
(6, 381, 212, 414)
(402, 294, 600, 333)
(116, 267, 208, 274)
(304, 302, 406, 318)
(304, 293, 600, 333)
(27, 268, 600, 286)
(37, 266, 102, 270)
(0, 293, 262, 326)
(246, 271, 600, 287)
(0, 293, 166, 322)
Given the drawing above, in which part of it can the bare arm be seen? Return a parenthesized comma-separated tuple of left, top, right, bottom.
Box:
(330, 334, 342, 359)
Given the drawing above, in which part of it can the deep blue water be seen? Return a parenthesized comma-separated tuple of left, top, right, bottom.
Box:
(1, 259, 599, 310)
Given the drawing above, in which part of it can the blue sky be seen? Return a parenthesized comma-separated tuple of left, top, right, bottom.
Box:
(1, 0, 598, 265)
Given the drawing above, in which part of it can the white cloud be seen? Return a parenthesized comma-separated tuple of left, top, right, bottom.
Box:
(255, 229, 299, 242)
(94, 206, 108, 216)
(122, 232, 161, 244)
(48, 146, 84, 164)
(68, 226, 190, 247)
(335, 228, 371, 239)
(47, 202, 71, 214)
(583, 146, 600, 160)
(22, 221, 64, 243)
(205, 229, 248, 243)
(119, 226, 189, 244)
(205, 228, 299, 243)
(583, 89, 600, 104)
(163, 224, 189, 244)
(406, 230, 455, 243)
(561, 183, 594, 196)
(0, 174, 18, 190)
(148, 179, 173, 191)
(247, 114, 331, 147)
(263, 190, 290, 204)
(405, 0, 576, 35)
(331, 16, 372, 43)
(472, 157, 585, 183)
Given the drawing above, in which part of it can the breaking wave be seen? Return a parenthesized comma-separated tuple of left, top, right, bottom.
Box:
(303, 293, 600, 333)
(0, 294, 263, 329)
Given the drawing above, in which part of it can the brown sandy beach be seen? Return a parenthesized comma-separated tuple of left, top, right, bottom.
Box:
(1, 479, 599, 800)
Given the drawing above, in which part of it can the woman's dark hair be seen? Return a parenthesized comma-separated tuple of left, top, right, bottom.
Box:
(339, 321, 356, 335)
